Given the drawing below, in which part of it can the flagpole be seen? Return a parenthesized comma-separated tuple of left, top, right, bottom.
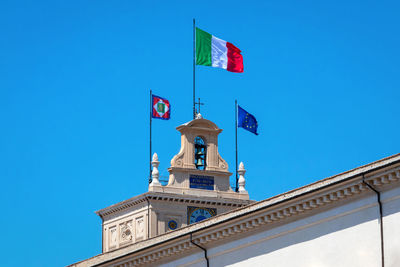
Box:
(149, 89, 152, 184)
(193, 18, 196, 119)
(235, 99, 238, 192)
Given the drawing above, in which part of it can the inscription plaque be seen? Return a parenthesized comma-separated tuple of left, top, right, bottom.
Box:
(189, 175, 214, 190)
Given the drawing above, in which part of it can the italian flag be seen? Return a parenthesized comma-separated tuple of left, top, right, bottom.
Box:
(196, 28, 244, 73)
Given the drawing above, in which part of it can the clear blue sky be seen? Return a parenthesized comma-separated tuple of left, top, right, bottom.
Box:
(1, 0, 399, 266)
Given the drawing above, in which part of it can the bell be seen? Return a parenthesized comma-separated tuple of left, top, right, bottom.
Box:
(196, 150, 205, 156)
(196, 158, 204, 167)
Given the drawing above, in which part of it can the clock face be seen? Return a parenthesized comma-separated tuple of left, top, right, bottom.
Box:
(188, 207, 216, 224)
(167, 220, 178, 230)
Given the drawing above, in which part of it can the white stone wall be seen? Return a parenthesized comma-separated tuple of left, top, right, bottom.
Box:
(101, 200, 244, 252)
(102, 204, 148, 252)
(151, 201, 243, 236)
(158, 188, 399, 267)
(383, 186, 400, 266)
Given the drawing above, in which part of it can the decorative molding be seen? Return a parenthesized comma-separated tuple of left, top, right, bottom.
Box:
(106, 168, 400, 267)
(146, 194, 251, 207)
(109, 226, 117, 249)
(96, 196, 147, 218)
(218, 154, 228, 170)
(135, 217, 145, 241)
(170, 147, 184, 168)
(119, 220, 133, 244)
(96, 193, 253, 219)
(176, 119, 221, 133)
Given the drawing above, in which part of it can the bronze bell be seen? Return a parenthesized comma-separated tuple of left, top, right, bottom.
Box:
(196, 150, 205, 156)
(196, 158, 204, 167)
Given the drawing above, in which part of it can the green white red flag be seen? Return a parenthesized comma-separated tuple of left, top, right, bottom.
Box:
(196, 27, 244, 73)
(152, 95, 170, 120)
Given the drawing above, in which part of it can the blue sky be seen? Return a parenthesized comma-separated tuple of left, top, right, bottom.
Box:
(1, 0, 399, 266)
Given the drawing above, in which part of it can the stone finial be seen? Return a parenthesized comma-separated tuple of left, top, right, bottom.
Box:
(195, 113, 203, 119)
(238, 162, 247, 192)
(150, 153, 161, 186)
(152, 153, 158, 162)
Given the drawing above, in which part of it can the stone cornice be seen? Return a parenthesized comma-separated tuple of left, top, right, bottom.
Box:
(72, 153, 400, 267)
(95, 192, 253, 219)
(95, 193, 148, 219)
(146, 193, 253, 206)
(166, 167, 232, 176)
(176, 118, 222, 134)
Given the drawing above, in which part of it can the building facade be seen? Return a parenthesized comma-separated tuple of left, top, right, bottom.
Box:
(69, 117, 400, 267)
(95, 117, 252, 253)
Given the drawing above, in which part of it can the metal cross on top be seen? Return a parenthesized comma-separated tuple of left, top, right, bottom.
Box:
(195, 97, 205, 114)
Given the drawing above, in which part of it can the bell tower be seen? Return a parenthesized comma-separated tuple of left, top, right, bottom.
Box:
(96, 116, 253, 253)
(149, 116, 247, 198)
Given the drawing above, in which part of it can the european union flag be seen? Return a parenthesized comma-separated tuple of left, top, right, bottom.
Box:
(238, 105, 258, 135)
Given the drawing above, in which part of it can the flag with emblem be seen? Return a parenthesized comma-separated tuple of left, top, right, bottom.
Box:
(238, 105, 258, 135)
(152, 95, 171, 120)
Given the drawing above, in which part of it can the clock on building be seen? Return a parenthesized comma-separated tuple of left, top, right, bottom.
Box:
(187, 206, 217, 224)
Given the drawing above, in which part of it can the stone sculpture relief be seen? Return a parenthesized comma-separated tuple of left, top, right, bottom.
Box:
(218, 154, 228, 170)
(120, 220, 133, 243)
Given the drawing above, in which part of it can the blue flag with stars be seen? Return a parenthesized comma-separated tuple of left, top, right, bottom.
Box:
(238, 105, 258, 135)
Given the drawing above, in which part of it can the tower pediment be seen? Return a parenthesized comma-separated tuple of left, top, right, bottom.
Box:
(177, 118, 222, 133)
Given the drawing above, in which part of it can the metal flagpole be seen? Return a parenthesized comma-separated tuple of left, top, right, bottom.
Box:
(149, 89, 152, 184)
(235, 100, 238, 192)
(193, 18, 196, 119)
